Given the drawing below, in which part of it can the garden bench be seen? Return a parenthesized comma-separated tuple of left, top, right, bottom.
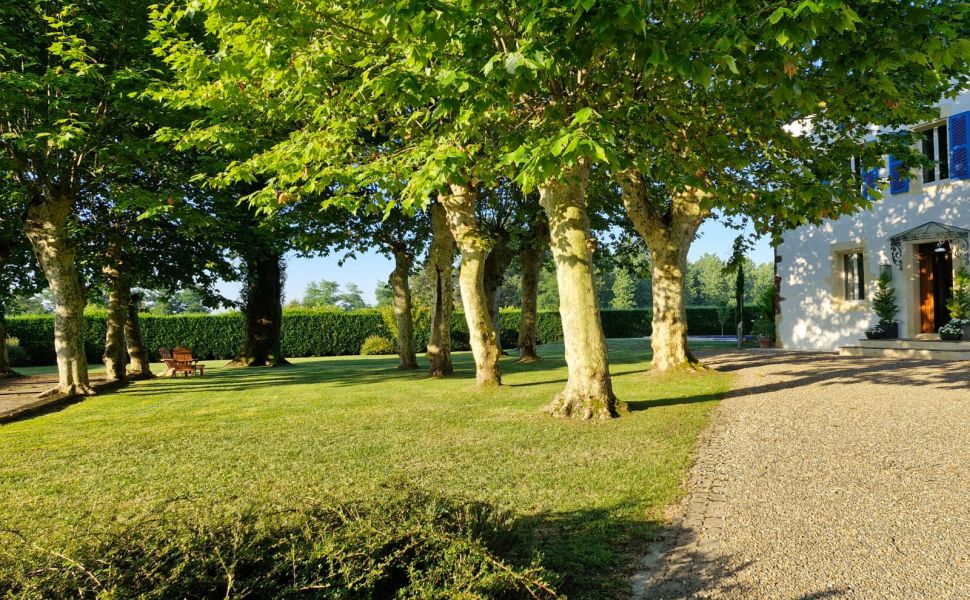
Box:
(159, 347, 205, 377)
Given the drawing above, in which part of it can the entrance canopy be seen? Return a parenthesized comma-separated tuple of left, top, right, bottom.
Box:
(889, 221, 970, 269)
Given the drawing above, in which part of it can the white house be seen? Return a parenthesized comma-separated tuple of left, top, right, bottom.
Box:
(777, 91, 970, 351)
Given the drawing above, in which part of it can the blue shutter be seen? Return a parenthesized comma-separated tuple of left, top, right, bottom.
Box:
(950, 111, 969, 180)
(888, 155, 909, 194)
(862, 167, 878, 200)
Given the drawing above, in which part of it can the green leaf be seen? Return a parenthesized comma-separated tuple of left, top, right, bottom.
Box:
(571, 107, 595, 125)
(767, 7, 788, 24)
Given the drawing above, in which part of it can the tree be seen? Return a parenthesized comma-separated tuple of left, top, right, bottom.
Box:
(374, 282, 394, 308)
(0, 0, 164, 395)
(689, 254, 731, 306)
(337, 284, 368, 311)
(517, 215, 549, 362)
(614, 0, 970, 372)
(303, 281, 341, 309)
(0, 188, 40, 376)
(426, 201, 457, 376)
(873, 269, 901, 324)
(611, 269, 637, 310)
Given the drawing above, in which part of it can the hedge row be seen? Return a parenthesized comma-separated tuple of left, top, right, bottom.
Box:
(6, 307, 749, 366)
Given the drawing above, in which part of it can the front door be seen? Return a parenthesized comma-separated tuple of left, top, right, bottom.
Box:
(917, 242, 953, 333)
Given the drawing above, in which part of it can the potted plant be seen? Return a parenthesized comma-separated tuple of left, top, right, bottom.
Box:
(939, 319, 966, 341)
(946, 265, 970, 337)
(870, 269, 899, 339)
(753, 317, 776, 347)
(752, 286, 777, 347)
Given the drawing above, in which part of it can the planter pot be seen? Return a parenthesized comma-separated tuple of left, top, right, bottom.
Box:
(881, 322, 899, 339)
(865, 330, 885, 340)
(940, 330, 963, 342)
(758, 337, 774, 348)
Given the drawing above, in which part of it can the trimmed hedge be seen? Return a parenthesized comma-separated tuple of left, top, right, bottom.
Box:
(6, 306, 751, 366)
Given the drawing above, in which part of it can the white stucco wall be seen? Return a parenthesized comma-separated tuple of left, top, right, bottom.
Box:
(778, 91, 970, 351)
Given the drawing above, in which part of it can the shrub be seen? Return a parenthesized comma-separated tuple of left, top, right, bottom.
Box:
(282, 309, 391, 358)
(752, 317, 776, 339)
(872, 269, 900, 324)
(4, 336, 30, 367)
(947, 265, 970, 321)
(360, 335, 396, 355)
(7, 306, 754, 365)
(0, 489, 557, 599)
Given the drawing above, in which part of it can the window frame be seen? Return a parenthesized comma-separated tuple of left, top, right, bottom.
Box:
(842, 251, 866, 301)
(918, 121, 949, 185)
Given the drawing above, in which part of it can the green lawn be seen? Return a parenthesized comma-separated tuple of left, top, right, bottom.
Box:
(0, 339, 733, 598)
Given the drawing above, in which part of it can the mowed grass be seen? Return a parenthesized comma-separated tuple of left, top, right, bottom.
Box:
(0, 339, 733, 597)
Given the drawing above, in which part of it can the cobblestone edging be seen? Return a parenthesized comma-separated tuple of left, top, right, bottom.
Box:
(630, 399, 735, 599)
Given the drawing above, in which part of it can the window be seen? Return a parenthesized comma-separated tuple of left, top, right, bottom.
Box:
(921, 123, 949, 183)
(842, 252, 865, 301)
(851, 156, 878, 198)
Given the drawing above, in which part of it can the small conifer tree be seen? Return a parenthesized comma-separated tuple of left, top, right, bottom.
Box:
(872, 269, 899, 325)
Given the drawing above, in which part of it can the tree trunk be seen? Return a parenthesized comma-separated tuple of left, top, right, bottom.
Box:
(102, 245, 129, 382)
(517, 222, 548, 362)
(24, 193, 92, 396)
(427, 201, 455, 376)
(619, 171, 708, 373)
(440, 184, 501, 386)
(125, 292, 154, 379)
(648, 239, 698, 371)
(390, 247, 419, 370)
(483, 235, 513, 355)
(233, 251, 289, 367)
(538, 162, 618, 420)
(0, 316, 14, 377)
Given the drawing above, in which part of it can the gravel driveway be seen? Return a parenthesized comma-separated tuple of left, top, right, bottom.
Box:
(633, 351, 970, 599)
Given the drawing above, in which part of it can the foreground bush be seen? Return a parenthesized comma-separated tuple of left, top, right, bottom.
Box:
(0, 489, 558, 599)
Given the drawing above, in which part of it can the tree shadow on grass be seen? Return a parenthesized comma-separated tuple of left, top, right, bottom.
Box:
(116, 339, 666, 399)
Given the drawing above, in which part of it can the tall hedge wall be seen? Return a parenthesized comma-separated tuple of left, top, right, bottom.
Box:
(5, 306, 749, 366)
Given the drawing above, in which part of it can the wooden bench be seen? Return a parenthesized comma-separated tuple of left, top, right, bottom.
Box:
(160, 347, 205, 377)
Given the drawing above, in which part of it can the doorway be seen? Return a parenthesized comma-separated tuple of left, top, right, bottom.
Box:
(917, 241, 953, 333)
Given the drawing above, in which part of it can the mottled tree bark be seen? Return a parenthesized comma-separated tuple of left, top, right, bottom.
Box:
(233, 251, 289, 367)
(390, 247, 419, 370)
(24, 193, 93, 396)
(427, 201, 455, 376)
(619, 171, 708, 373)
(125, 292, 154, 379)
(517, 220, 548, 362)
(538, 162, 617, 420)
(483, 234, 513, 355)
(440, 184, 501, 386)
(102, 244, 129, 382)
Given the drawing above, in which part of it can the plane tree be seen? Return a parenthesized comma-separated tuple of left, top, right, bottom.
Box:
(315, 203, 432, 370)
(79, 178, 236, 379)
(0, 0, 169, 395)
(608, 0, 970, 371)
(147, 1, 510, 386)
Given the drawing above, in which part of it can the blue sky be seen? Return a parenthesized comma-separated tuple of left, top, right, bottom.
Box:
(219, 219, 774, 305)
